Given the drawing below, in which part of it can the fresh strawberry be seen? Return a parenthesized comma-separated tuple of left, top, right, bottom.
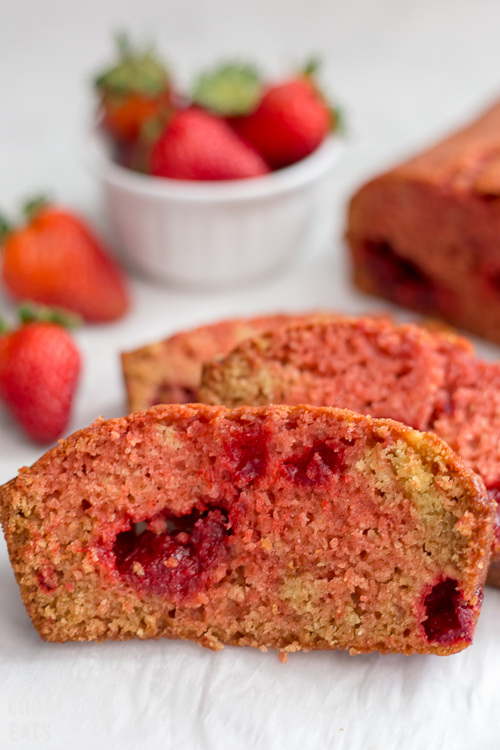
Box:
(95, 33, 172, 142)
(231, 60, 333, 169)
(149, 107, 270, 180)
(0, 307, 81, 443)
(0, 198, 129, 323)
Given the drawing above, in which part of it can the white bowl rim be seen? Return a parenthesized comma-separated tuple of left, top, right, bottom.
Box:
(86, 128, 344, 203)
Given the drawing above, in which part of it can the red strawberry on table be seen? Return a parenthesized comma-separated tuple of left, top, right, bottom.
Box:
(0, 306, 81, 443)
(231, 60, 334, 169)
(149, 107, 270, 180)
(0, 198, 129, 323)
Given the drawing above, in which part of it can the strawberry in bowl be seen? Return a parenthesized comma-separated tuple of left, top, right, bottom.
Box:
(194, 59, 339, 171)
(149, 107, 269, 180)
(230, 60, 337, 169)
(95, 33, 173, 146)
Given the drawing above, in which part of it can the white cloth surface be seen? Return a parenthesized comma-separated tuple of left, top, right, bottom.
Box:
(1, 0, 500, 747)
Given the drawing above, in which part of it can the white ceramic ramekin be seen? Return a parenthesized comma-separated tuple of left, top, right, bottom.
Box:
(88, 131, 343, 288)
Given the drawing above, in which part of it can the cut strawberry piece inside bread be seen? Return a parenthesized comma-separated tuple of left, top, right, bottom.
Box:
(0, 404, 492, 655)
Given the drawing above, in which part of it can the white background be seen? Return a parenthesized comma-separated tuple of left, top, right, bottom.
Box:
(1, 1, 500, 747)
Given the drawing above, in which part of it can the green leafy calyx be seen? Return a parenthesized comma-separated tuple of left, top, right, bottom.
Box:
(19, 303, 82, 330)
(302, 56, 322, 79)
(0, 214, 12, 243)
(193, 62, 262, 116)
(22, 195, 51, 224)
(330, 104, 346, 134)
(95, 32, 170, 97)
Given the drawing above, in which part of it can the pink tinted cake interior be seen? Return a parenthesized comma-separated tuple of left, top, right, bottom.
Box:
(0, 404, 492, 655)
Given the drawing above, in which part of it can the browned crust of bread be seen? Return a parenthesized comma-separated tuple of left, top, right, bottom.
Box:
(348, 101, 500, 198)
(386, 100, 500, 190)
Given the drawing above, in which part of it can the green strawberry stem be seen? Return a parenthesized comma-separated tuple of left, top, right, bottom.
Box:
(0, 316, 9, 334)
(0, 214, 12, 243)
(192, 61, 263, 116)
(94, 33, 170, 97)
(302, 57, 322, 78)
(331, 104, 346, 134)
(19, 303, 82, 330)
(22, 195, 51, 224)
(116, 31, 134, 61)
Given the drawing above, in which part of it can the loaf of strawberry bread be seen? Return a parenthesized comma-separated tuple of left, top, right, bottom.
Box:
(347, 100, 500, 343)
(198, 316, 500, 584)
(0, 404, 492, 655)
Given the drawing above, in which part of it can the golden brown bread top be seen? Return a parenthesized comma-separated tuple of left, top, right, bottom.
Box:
(371, 99, 500, 195)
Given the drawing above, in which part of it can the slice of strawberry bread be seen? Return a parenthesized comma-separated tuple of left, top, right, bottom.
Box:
(121, 313, 332, 413)
(346, 100, 500, 343)
(199, 317, 475, 431)
(0, 404, 492, 655)
(198, 316, 500, 584)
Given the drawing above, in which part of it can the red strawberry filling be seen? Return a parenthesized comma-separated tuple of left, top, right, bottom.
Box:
(37, 565, 59, 592)
(222, 423, 269, 485)
(359, 239, 440, 313)
(422, 578, 475, 645)
(113, 509, 230, 602)
(282, 441, 346, 486)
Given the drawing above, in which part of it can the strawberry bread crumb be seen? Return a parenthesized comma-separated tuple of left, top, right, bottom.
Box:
(0, 404, 492, 655)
